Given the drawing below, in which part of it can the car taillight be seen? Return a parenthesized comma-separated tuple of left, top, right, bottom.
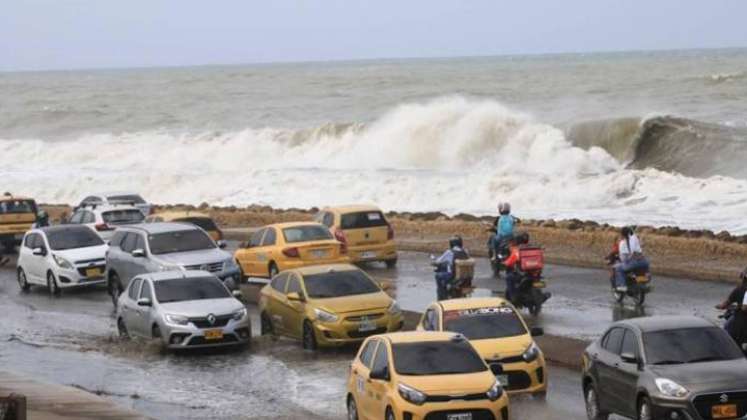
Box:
(282, 247, 300, 258)
(95, 223, 113, 231)
(334, 229, 348, 254)
(387, 224, 394, 240)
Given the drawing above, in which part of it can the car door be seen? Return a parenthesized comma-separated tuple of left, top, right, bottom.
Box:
(106, 231, 128, 280)
(121, 278, 143, 335)
(133, 279, 155, 335)
(238, 228, 266, 277)
(609, 328, 643, 418)
(129, 233, 149, 278)
(118, 233, 138, 283)
(22, 233, 43, 284)
(259, 228, 278, 275)
(594, 327, 625, 413)
(352, 339, 379, 419)
(267, 273, 289, 333)
(280, 273, 307, 338)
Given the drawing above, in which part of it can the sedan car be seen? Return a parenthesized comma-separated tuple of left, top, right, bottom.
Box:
(116, 271, 251, 349)
(347, 331, 509, 420)
(258, 264, 403, 349)
(234, 222, 349, 280)
(417, 297, 547, 395)
(582, 315, 747, 420)
(17, 225, 108, 295)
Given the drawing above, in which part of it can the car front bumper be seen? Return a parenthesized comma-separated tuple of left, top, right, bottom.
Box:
(54, 266, 107, 288)
(495, 357, 547, 395)
(388, 392, 510, 420)
(313, 312, 404, 347)
(649, 397, 699, 420)
(160, 316, 252, 349)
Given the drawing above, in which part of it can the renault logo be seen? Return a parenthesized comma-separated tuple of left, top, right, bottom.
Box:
(720, 394, 729, 403)
(207, 314, 216, 325)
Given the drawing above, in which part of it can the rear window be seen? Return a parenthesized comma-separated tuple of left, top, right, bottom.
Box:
(443, 306, 527, 340)
(282, 225, 333, 243)
(47, 227, 104, 250)
(175, 217, 218, 232)
(304, 270, 380, 299)
(341, 211, 388, 229)
(154, 277, 230, 303)
(103, 209, 145, 225)
(107, 194, 146, 204)
(0, 199, 37, 215)
(392, 340, 487, 376)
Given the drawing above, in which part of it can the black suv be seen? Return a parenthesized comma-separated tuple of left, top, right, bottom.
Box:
(582, 316, 747, 420)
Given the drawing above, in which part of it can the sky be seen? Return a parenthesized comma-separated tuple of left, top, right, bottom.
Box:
(2, 0, 746, 71)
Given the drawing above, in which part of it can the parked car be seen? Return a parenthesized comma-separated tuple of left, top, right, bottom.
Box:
(116, 271, 250, 349)
(77, 191, 151, 216)
(106, 222, 240, 306)
(347, 331, 509, 420)
(68, 203, 145, 241)
(0, 194, 40, 250)
(17, 225, 108, 295)
(145, 210, 223, 241)
(258, 263, 403, 349)
(234, 222, 349, 280)
(582, 315, 747, 420)
(314, 205, 397, 267)
(417, 297, 547, 395)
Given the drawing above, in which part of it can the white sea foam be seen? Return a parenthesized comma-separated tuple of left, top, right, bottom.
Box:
(2, 97, 747, 233)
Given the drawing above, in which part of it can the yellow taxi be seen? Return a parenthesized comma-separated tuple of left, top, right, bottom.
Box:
(258, 264, 403, 349)
(0, 194, 39, 250)
(234, 222, 349, 279)
(417, 297, 547, 396)
(145, 210, 223, 241)
(314, 205, 398, 267)
(347, 331, 510, 420)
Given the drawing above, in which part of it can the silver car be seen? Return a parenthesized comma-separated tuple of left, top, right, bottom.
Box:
(105, 222, 240, 305)
(116, 271, 251, 349)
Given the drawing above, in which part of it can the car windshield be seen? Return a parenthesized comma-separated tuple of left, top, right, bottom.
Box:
(392, 340, 487, 376)
(0, 199, 36, 214)
(103, 209, 144, 225)
(644, 327, 744, 365)
(107, 194, 146, 204)
(443, 306, 527, 340)
(154, 277, 230, 303)
(175, 217, 218, 232)
(282, 225, 333, 243)
(341, 211, 388, 229)
(304, 270, 380, 299)
(148, 230, 216, 255)
(46, 227, 104, 250)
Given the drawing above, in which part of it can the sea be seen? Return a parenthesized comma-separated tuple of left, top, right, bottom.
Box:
(2, 48, 747, 233)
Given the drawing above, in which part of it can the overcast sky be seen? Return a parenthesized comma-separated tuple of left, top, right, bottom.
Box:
(2, 0, 746, 71)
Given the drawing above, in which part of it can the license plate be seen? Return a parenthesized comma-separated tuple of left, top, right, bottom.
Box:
(310, 249, 329, 259)
(712, 404, 737, 419)
(636, 276, 649, 284)
(85, 267, 102, 277)
(447, 413, 472, 420)
(533, 281, 546, 288)
(360, 251, 376, 259)
(496, 374, 509, 386)
(204, 329, 224, 340)
(358, 320, 377, 332)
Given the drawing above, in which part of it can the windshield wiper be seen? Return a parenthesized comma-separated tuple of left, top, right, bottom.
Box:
(652, 360, 685, 365)
(687, 356, 722, 364)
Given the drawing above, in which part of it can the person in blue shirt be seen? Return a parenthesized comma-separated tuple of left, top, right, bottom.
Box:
(490, 202, 518, 253)
(433, 235, 470, 300)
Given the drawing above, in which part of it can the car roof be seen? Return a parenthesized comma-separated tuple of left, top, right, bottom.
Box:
(120, 222, 199, 234)
(438, 297, 511, 311)
(378, 331, 464, 344)
(323, 205, 383, 214)
(150, 211, 210, 220)
(266, 222, 327, 229)
(92, 204, 142, 212)
(615, 315, 715, 333)
(137, 270, 218, 282)
(94, 191, 142, 197)
(290, 263, 361, 276)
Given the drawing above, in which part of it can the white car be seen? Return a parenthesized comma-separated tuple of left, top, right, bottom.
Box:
(17, 225, 108, 295)
(78, 192, 152, 216)
(67, 203, 145, 241)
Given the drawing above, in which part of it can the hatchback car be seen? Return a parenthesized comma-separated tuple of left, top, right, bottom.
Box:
(106, 223, 240, 305)
(116, 271, 250, 349)
(234, 222, 349, 280)
(347, 331, 510, 420)
(17, 225, 108, 295)
(259, 264, 403, 349)
(315, 205, 397, 267)
(145, 210, 223, 241)
(418, 297, 547, 395)
(68, 203, 145, 241)
(78, 191, 152, 215)
(582, 316, 747, 420)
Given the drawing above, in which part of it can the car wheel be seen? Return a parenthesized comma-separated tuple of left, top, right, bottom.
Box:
(385, 258, 397, 269)
(302, 320, 317, 350)
(638, 396, 652, 420)
(260, 312, 274, 336)
(47, 272, 61, 296)
(109, 273, 123, 307)
(17, 268, 30, 292)
(386, 407, 395, 420)
(117, 318, 130, 339)
(152, 324, 162, 339)
(585, 384, 608, 420)
(346, 395, 358, 420)
(268, 262, 279, 279)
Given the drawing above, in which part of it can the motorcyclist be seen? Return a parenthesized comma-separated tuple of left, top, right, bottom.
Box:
(489, 202, 518, 256)
(434, 235, 470, 301)
(503, 232, 529, 301)
(613, 227, 649, 292)
(716, 267, 747, 348)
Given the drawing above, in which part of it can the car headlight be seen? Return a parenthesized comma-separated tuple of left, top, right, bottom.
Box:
(164, 313, 189, 326)
(314, 308, 339, 323)
(53, 254, 73, 269)
(486, 379, 504, 401)
(522, 342, 540, 362)
(232, 308, 247, 321)
(398, 383, 427, 405)
(387, 300, 401, 315)
(655, 378, 689, 399)
(223, 259, 238, 271)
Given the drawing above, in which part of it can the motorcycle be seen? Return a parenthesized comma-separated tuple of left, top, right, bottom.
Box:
(610, 266, 652, 306)
(719, 304, 747, 354)
(485, 226, 510, 278)
(506, 246, 551, 316)
(430, 255, 475, 299)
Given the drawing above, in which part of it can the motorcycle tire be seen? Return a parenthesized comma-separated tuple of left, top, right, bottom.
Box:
(529, 288, 544, 316)
(634, 289, 646, 306)
(612, 289, 625, 303)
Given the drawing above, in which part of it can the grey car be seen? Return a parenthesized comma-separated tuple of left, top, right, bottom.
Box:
(116, 271, 251, 349)
(582, 315, 747, 420)
(105, 222, 240, 305)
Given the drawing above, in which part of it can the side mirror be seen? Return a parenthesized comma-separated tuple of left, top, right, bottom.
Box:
(32, 247, 46, 256)
(530, 327, 544, 337)
(217, 240, 227, 249)
(490, 363, 504, 376)
(286, 292, 304, 302)
(131, 249, 146, 258)
(137, 298, 152, 307)
(369, 366, 390, 381)
(620, 352, 638, 364)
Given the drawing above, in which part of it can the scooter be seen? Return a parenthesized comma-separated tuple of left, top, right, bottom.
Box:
(430, 255, 475, 299)
(505, 246, 551, 316)
(607, 255, 652, 305)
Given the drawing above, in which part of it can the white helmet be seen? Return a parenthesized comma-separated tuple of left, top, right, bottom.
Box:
(498, 202, 511, 215)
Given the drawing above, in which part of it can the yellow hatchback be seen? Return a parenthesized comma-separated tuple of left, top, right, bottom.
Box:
(259, 264, 403, 349)
(235, 222, 349, 279)
(347, 331, 510, 420)
(315, 205, 398, 267)
(417, 297, 547, 396)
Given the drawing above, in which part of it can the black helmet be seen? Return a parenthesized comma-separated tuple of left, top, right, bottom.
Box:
(449, 235, 463, 249)
(514, 231, 529, 245)
(621, 226, 633, 237)
(498, 202, 511, 215)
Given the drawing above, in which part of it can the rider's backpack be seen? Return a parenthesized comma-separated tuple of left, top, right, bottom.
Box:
(519, 246, 544, 273)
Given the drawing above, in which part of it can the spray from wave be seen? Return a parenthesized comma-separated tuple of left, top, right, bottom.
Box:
(2, 97, 747, 233)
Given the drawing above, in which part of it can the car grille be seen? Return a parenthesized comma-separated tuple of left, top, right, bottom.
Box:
(486, 355, 525, 365)
(187, 334, 238, 346)
(189, 314, 233, 328)
(184, 261, 223, 273)
(424, 409, 495, 420)
(693, 390, 747, 419)
(504, 371, 532, 391)
(345, 313, 384, 322)
(74, 257, 106, 265)
(347, 326, 387, 339)
(425, 392, 488, 403)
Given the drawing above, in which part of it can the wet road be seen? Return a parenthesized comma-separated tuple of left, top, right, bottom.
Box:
(0, 247, 732, 419)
